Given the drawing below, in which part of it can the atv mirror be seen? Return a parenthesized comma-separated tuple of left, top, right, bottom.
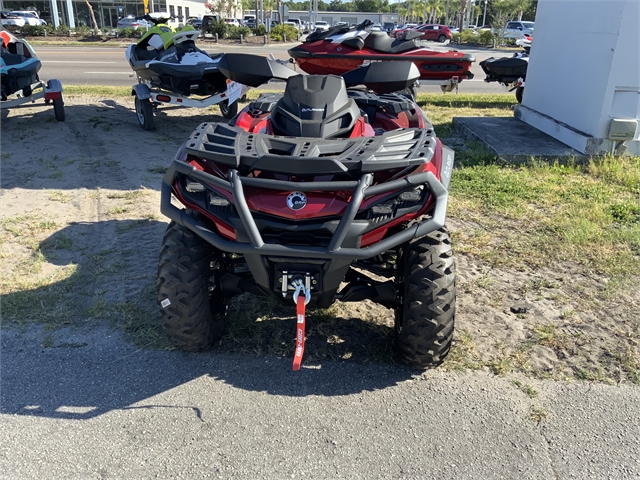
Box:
(342, 61, 420, 95)
(217, 54, 297, 87)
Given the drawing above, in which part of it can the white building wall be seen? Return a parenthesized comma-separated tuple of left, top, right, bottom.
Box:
(516, 0, 640, 154)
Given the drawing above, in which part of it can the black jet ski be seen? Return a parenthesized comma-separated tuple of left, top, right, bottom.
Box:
(125, 13, 227, 97)
(480, 48, 529, 103)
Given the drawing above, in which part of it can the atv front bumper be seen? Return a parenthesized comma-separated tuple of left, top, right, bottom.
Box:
(161, 161, 449, 260)
(161, 158, 451, 306)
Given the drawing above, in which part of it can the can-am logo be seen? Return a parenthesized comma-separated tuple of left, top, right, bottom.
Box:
(287, 192, 307, 211)
(301, 108, 324, 112)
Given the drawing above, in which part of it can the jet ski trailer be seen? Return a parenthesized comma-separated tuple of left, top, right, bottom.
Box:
(0, 25, 65, 121)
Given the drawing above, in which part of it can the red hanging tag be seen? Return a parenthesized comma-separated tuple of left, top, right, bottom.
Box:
(292, 294, 306, 371)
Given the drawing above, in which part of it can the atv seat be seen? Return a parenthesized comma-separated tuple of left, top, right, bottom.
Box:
(272, 74, 360, 138)
(363, 31, 419, 54)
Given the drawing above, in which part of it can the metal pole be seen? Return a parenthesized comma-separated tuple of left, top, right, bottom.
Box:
(482, 0, 487, 26)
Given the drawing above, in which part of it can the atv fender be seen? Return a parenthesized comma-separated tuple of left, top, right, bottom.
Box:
(132, 84, 151, 100)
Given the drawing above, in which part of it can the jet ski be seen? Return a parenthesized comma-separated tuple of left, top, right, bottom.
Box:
(125, 13, 227, 97)
(480, 48, 529, 103)
(1, 25, 41, 100)
(289, 20, 475, 91)
(0, 24, 64, 121)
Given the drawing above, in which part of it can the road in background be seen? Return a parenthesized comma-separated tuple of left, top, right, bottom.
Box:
(35, 44, 510, 95)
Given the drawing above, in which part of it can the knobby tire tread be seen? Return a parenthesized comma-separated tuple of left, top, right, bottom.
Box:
(395, 228, 456, 368)
(157, 221, 225, 351)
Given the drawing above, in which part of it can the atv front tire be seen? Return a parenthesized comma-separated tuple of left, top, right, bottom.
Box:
(394, 228, 456, 368)
(515, 86, 524, 104)
(157, 220, 227, 351)
(135, 94, 155, 131)
(219, 99, 238, 119)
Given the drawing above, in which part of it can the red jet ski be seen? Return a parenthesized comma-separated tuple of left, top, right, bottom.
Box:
(289, 20, 475, 92)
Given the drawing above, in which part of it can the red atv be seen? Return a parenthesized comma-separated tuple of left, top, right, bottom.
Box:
(157, 54, 456, 369)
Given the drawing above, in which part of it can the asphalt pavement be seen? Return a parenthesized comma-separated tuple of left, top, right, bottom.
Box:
(34, 43, 507, 94)
(1, 327, 639, 479)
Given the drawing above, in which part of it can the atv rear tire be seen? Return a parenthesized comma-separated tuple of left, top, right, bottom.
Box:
(135, 94, 155, 131)
(219, 99, 238, 119)
(157, 220, 228, 351)
(394, 228, 456, 368)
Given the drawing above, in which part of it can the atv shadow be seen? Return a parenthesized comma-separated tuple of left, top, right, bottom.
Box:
(0, 97, 233, 192)
(1, 220, 419, 420)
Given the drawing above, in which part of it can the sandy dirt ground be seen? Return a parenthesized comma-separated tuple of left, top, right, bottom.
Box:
(1, 96, 638, 383)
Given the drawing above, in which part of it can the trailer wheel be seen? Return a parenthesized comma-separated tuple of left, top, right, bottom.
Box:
(394, 228, 456, 368)
(219, 99, 238, 119)
(515, 86, 524, 104)
(135, 94, 155, 130)
(53, 96, 65, 122)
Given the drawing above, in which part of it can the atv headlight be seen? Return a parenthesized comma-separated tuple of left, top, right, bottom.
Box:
(185, 179, 205, 192)
(208, 192, 230, 207)
(371, 202, 395, 215)
(398, 186, 424, 202)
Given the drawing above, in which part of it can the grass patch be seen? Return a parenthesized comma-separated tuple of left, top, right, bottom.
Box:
(512, 380, 538, 398)
(49, 190, 70, 203)
(65, 85, 131, 98)
(147, 165, 168, 175)
(527, 405, 549, 424)
(105, 189, 150, 201)
(0, 264, 79, 328)
(449, 155, 640, 288)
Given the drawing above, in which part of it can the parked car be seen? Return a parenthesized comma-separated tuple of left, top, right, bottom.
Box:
(287, 18, 303, 30)
(314, 20, 329, 31)
(117, 16, 150, 29)
(10, 11, 43, 26)
(370, 23, 383, 31)
(225, 18, 241, 27)
(390, 23, 418, 37)
(383, 22, 396, 33)
(416, 24, 451, 42)
(186, 17, 202, 29)
(448, 25, 459, 34)
(503, 20, 534, 38)
(1, 11, 26, 27)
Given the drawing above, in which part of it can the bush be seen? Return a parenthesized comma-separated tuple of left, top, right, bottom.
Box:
(55, 24, 70, 35)
(460, 28, 478, 44)
(269, 24, 298, 41)
(22, 25, 47, 36)
(451, 32, 461, 43)
(208, 19, 227, 38)
(226, 25, 252, 39)
(478, 29, 494, 45)
(74, 25, 92, 36)
(255, 24, 266, 35)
